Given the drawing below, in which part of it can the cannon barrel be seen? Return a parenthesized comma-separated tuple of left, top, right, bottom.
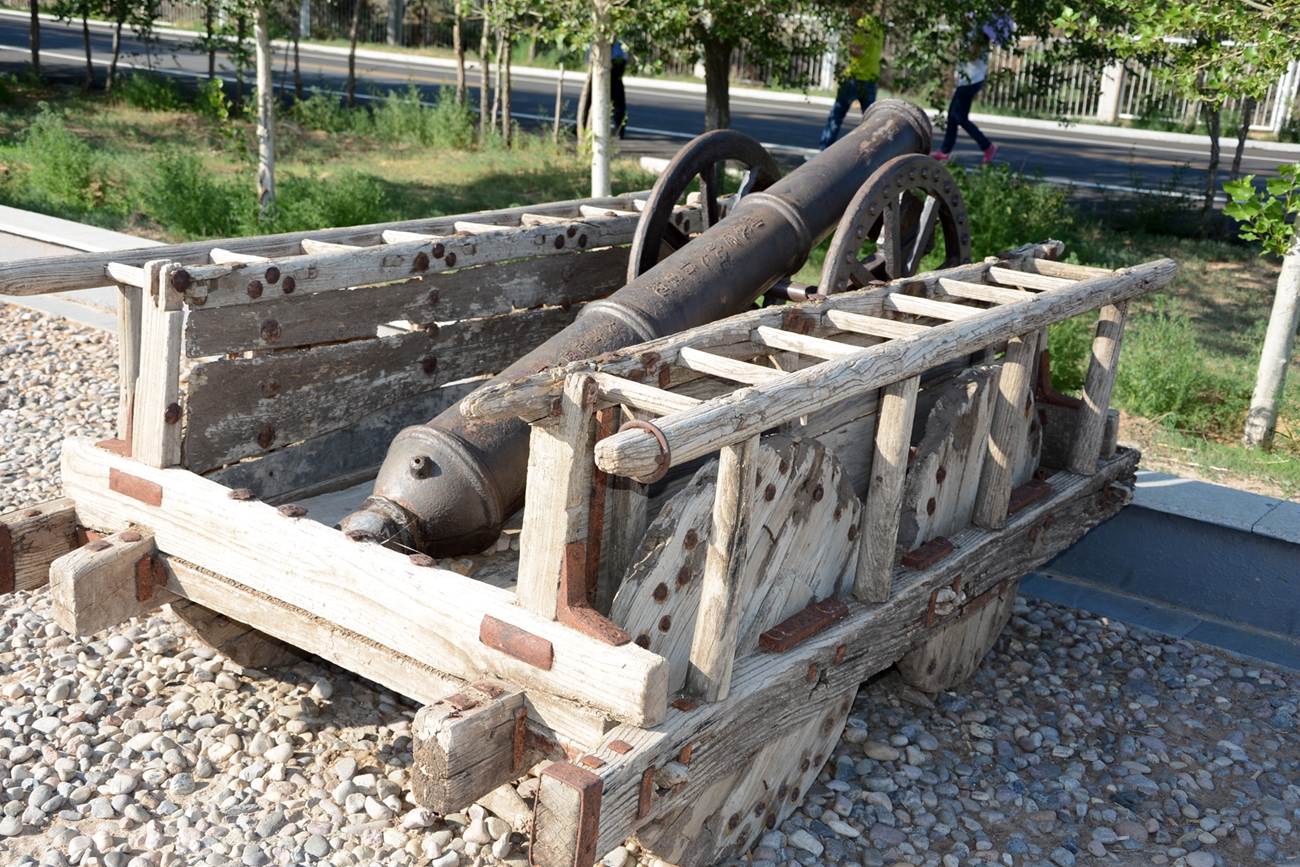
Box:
(339, 100, 933, 557)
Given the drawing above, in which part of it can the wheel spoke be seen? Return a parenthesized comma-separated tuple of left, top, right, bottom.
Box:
(905, 195, 940, 278)
(846, 256, 876, 288)
(699, 167, 722, 230)
(662, 223, 691, 251)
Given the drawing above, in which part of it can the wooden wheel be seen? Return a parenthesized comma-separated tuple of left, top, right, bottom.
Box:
(627, 130, 781, 281)
(609, 435, 860, 695)
(819, 154, 971, 291)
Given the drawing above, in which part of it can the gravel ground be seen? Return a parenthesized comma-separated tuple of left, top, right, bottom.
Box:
(3, 299, 1300, 867)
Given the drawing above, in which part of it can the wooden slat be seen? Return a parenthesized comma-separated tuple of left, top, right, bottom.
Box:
(61, 438, 670, 726)
(0, 498, 80, 593)
(591, 372, 701, 417)
(580, 205, 637, 218)
(300, 239, 365, 254)
(116, 284, 142, 443)
(824, 308, 929, 340)
(937, 278, 1032, 305)
(50, 529, 172, 636)
(1018, 259, 1112, 280)
(686, 435, 758, 702)
(132, 261, 184, 468)
(594, 259, 1177, 481)
(988, 266, 1075, 291)
(855, 375, 919, 603)
(884, 293, 980, 320)
(183, 305, 576, 474)
(184, 245, 628, 356)
(516, 375, 598, 619)
(677, 347, 785, 385)
(105, 263, 145, 288)
(973, 334, 1038, 529)
(1067, 302, 1128, 475)
(383, 229, 440, 244)
(210, 248, 268, 264)
(750, 326, 859, 360)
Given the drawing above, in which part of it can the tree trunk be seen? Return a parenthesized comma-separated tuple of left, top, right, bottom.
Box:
(553, 61, 564, 145)
(1229, 96, 1256, 183)
(1243, 236, 1300, 449)
(29, 0, 39, 78)
(293, 13, 303, 101)
(347, 0, 363, 107)
(235, 14, 248, 110)
(387, 0, 401, 46)
(702, 36, 732, 132)
(453, 0, 465, 105)
(206, 0, 216, 80)
(82, 13, 94, 90)
(1200, 102, 1221, 224)
(479, 8, 491, 132)
(491, 25, 504, 134)
(502, 26, 512, 146)
(576, 69, 591, 151)
(109, 16, 124, 91)
(255, 2, 276, 222)
(590, 35, 612, 197)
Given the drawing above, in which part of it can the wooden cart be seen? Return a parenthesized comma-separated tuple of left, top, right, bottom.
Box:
(0, 186, 1175, 867)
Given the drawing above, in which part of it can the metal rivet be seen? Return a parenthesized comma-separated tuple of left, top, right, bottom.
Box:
(171, 270, 192, 293)
(658, 615, 672, 633)
(445, 252, 457, 267)
(432, 242, 446, 259)
(426, 322, 440, 339)
(578, 234, 588, 248)
(282, 276, 296, 294)
(779, 458, 789, 475)
(683, 529, 698, 550)
(807, 663, 818, 681)
(927, 497, 937, 515)
(261, 320, 281, 342)
(258, 426, 275, 449)
(764, 484, 776, 502)
(410, 553, 436, 567)
(676, 565, 692, 587)
(265, 266, 281, 284)
(22, 509, 40, 517)
(86, 540, 111, 552)
(227, 488, 256, 501)
(812, 485, 824, 502)
(120, 531, 142, 543)
(936, 466, 947, 484)
(427, 288, 440, 306)
(653, 583, 669, 602)
(260, 379, 280, 399)
(413, 252, 430, 272)
(553, 235, 565, 250)
(163, 403, 181, 425)
(848, 524, 858, 541)
(246, 280, 263, 299)
(422, 356, 438, 375)
(635, 634, 651, 649)
(278, 504, 308, 518)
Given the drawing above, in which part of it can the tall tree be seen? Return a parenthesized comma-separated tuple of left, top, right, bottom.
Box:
(347, 0, 365, 107)
(254, 0, 276, 220)
(29, 0, 40, 78)
(453, 0, 466, 104)
(54, 0, 101, 90)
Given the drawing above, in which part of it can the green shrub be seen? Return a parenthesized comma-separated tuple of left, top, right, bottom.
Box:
(193, 78, 230, 121)
(18, 104, 103, 208)
(118, 72, 183, 112)
(292, 88, 355, 133)
(270, 170, 390, 232)
(947, 163, 1073, 261)
(371, 85, 476, 150)
(142, 149, 248, 238)
(1047, 312, 1097, 395)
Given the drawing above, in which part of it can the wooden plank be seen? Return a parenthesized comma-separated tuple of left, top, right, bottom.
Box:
(184, 246, 627, 357)
(883, 293, 980, 320)
(0, 194, 646, 297)
(592, 373, 701, 417)
(183, 305, 576, 474)
(988, 266, 1075, 291)
(300, 239, 365, 254)
(209, 248, 268, 264)
(855, 375, 919, 603)
(454, 220, 516, 233)
(677, 347, 784, 385)
(823, 308, 929, 340)
(685, 435, 757, 702)
(50, 529, 174, 636)
(0, 498, 80, 593)
(1018, 259, 1111, 280)
(537, 450, 1140, 863)
(105, 263, 145, 288)
(412, 683, 528, 814)
(750, 326, 859, 360)
(593, 259, 1177, 481)
(937, 278, 1032, 305)
(132, 261, 184, 468)
(580, 205, 638, 218)
(516, 375, 598, 619)
(205, 379, 479, 504)
(1067, 301, 1128, 475)
(116, 284, 143, 443)
(61, 438, 670, 726)
(973, 335, 1038, 529)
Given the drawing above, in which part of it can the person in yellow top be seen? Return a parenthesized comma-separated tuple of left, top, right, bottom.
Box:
(818, 9, 885, 150)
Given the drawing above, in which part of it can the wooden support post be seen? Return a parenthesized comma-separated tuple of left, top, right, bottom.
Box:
(598, 406, 649, 615)
(412, 682, 528, 814)
(973, 334, 1038, 529)
(1067, 302, 1128, 475)
(516, 374, 599, 619)
(855, 375, 920, 604)
(116, 283, 142, 446)
(132, 261, 185, 468)
(0, 498, 80, 594)
(686, 434, 759, 702)
(49, 528, 176, 636)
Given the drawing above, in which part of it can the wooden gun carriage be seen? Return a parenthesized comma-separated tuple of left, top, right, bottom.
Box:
(0, 120, 1176, 867)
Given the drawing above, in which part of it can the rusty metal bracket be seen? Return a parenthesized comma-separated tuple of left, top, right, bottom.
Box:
(758, 598, 850, 653)
(512, 706, 528, 773)
(95, 438, 131, 457)
(1035, 349, 1083, 410)
(1007, 479, 1052, 515)
(902, 536, 954, 571)
(0, 522, 14, 595)
(960, 578, 1010, 620)
(637, 766, 657, 819)
(530, 761, 604, 867)
(924, 576, 964, 628)
(558, 541, 632, 646)
(479, 616, 554, 670)
(617, 419, 671, 485)
(108, 468, 163, 507)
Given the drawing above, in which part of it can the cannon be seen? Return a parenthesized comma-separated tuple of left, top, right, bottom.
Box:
(1, 99, 1175, 867)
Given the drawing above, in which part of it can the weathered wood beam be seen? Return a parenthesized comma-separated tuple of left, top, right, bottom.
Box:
(50, 529, 174, 636)
(1067, 301, 1128, 475)
(936, 278, 1032, 305)
(855, 375, 919, 603)
(750, 326, 859, 360)
(973, 333, 1038, 529)
(988, 266, 1074, 291)
(677, 347, 784, 385)
(592, 373, 702, 418)
(0, 498, 80, 594)
(823, 308, 929, 340)
(130, 261, 184, 469)
(413, 683, 530, 814)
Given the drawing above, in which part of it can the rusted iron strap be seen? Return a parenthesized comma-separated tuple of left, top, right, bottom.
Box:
(902, 536, 954, 571)
(1035, 349, 1083, 410)
(637, 766, 656, 820)
(95, 438, 131, 457)
(479, 615, 554, 670)
(109, 468, 163, 507)
(1008, 479, 1052, 515)
(557, 541, 631, 647)
(759, 598, 850, 653)
(512, 706, 528, 773)
(134, 557, 154, 603)
(0, 522, 14, 595)
(530, 761, 604, 867)
(961, 579, 1010, 618)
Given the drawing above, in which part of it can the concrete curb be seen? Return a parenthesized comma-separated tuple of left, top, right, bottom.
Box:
(5, 8, 1299, 157)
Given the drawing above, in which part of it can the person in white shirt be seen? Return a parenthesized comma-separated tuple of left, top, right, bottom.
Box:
(931, 18, 1005, 165)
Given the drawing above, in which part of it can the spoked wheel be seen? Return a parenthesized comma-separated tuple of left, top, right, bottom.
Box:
(627, 130, 781, 281)
(819, 153, 972, 292)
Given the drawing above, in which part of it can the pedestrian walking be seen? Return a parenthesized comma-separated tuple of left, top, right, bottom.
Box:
(817, 7, 885, 150)
(611, 38, 628, 139)
(932, 15, 1012, 165)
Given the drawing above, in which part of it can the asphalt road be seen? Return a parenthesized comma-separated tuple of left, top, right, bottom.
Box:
(2, 11, 1295, 198)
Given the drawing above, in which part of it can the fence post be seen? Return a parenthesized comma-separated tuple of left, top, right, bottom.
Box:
(1096, 61, 1124, 124)
(1273, 60, 1300, 136)
(299, 0, 310, 41)
(387, 0, 402, 45)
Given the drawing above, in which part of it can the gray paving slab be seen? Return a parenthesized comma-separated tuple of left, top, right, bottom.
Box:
(1132, 468, 1283, 533)
(1254, 500, 1300, 545)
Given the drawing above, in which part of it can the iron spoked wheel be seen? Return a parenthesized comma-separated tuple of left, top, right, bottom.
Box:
(627, 129, 781, 282)
(819, 154, 972, 293)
